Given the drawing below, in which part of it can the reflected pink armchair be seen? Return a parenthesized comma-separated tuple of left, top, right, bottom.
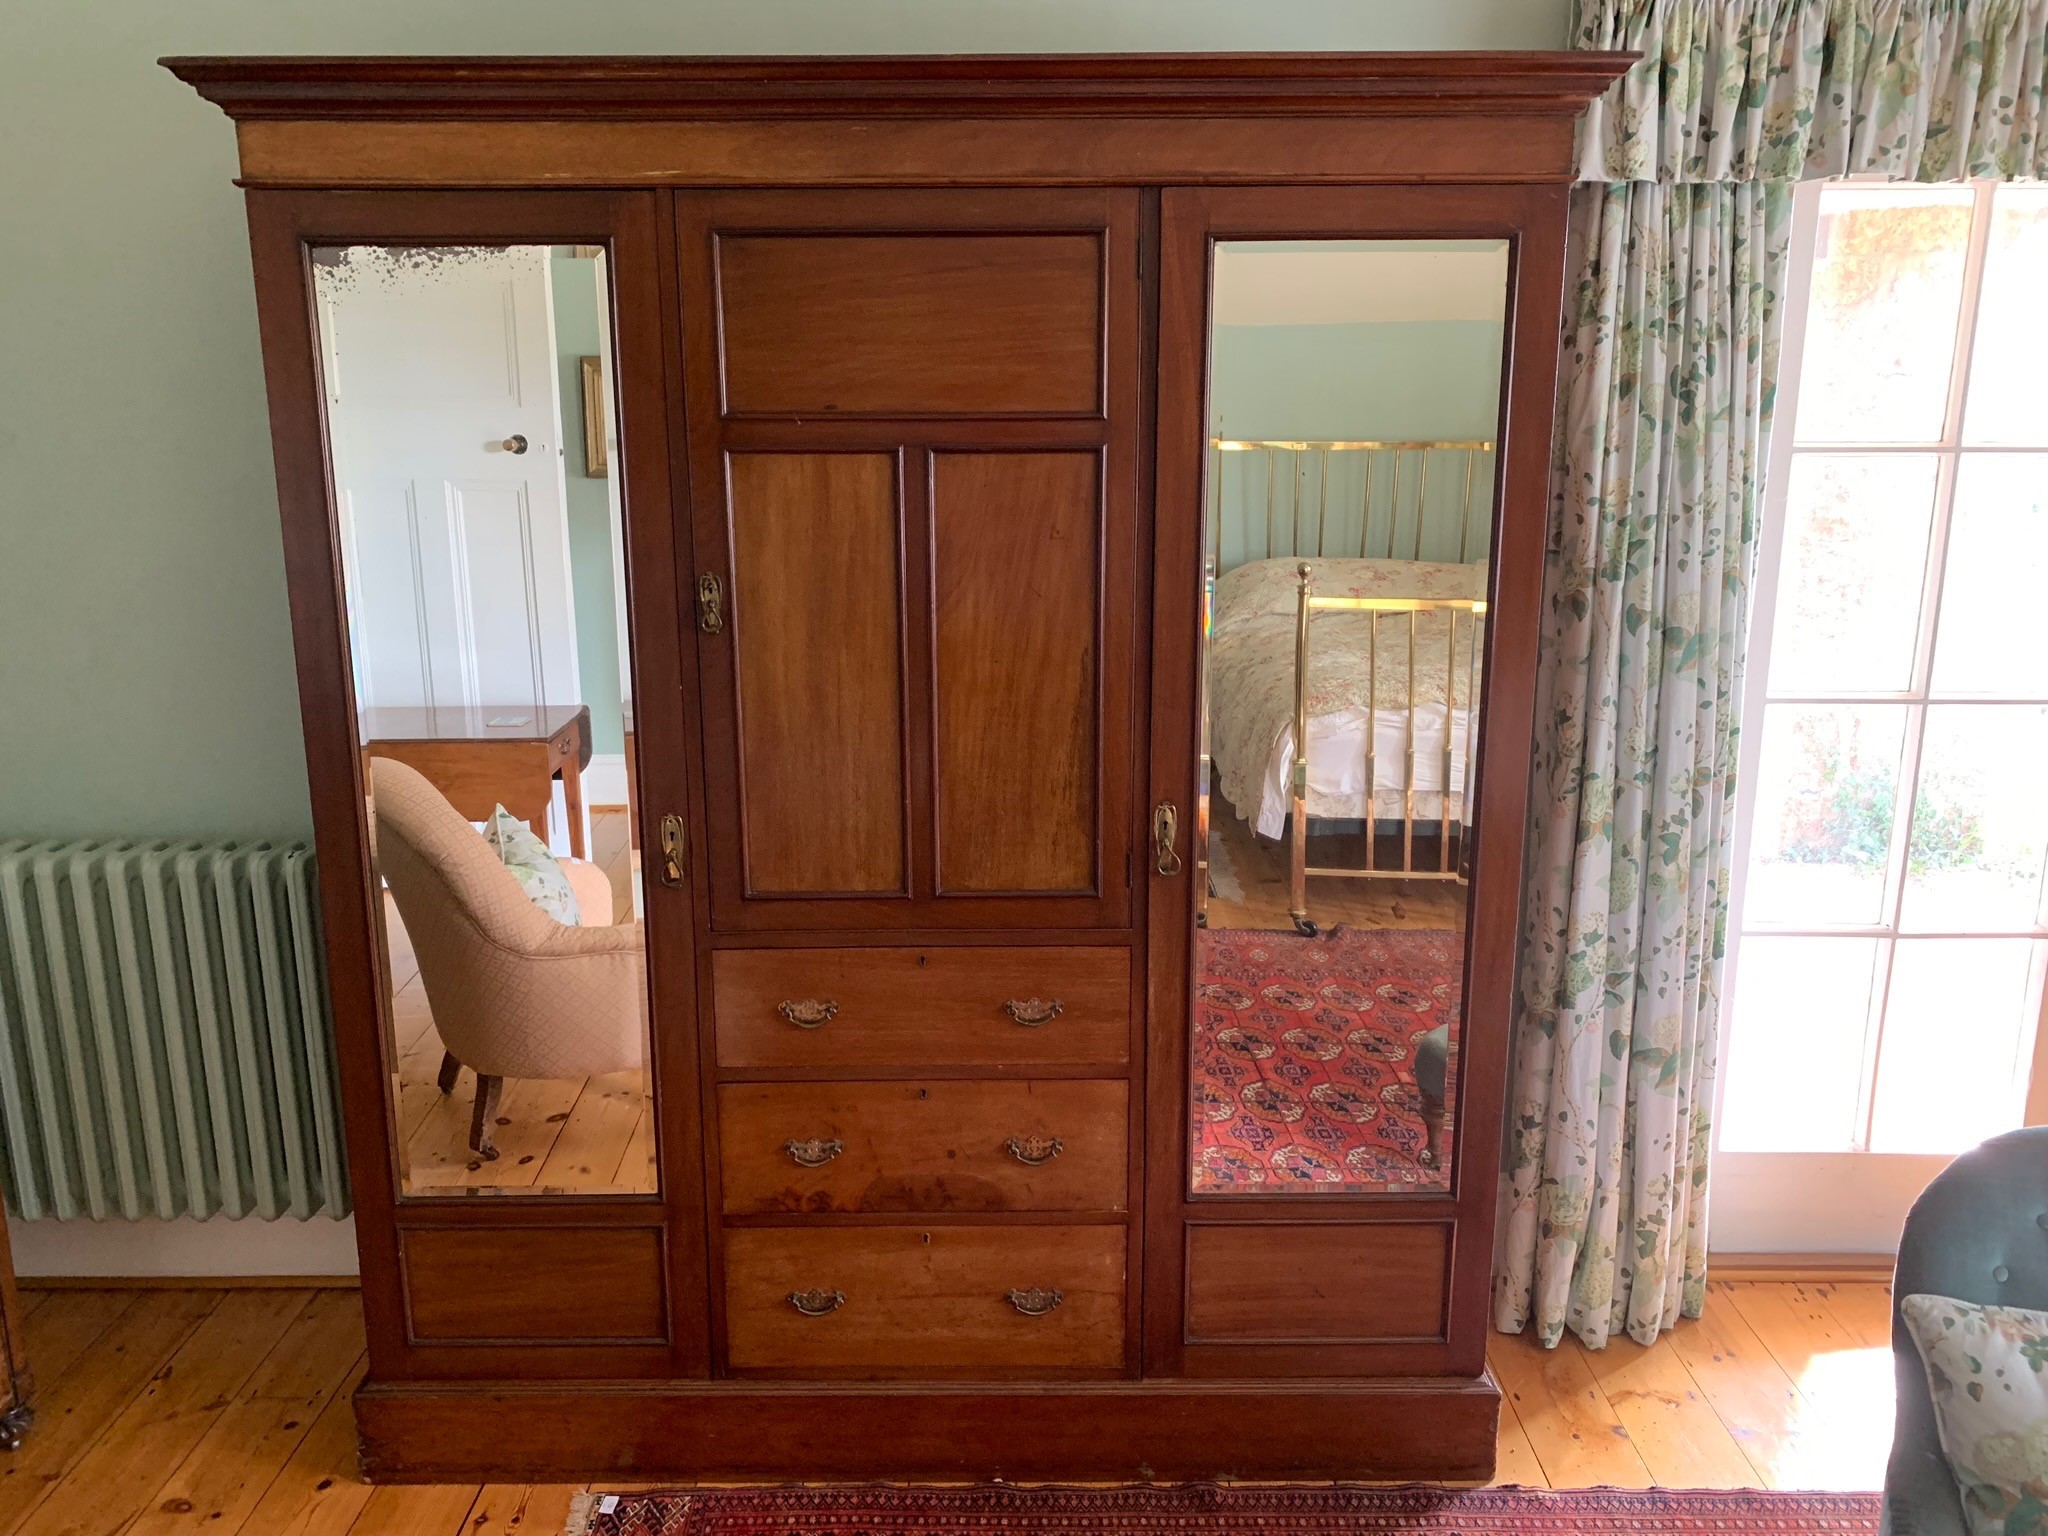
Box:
(368, 756, 645, 1158)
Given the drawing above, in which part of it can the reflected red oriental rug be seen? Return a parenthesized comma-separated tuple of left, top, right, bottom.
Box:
(568, 1485, 1882, 1536)
(1192, 926, 1461, 1194)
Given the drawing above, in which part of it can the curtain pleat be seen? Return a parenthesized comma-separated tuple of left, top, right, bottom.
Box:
(1497, 180, 1787, 1349)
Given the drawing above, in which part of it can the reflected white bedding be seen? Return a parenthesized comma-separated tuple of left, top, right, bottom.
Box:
(1206, 557, 1484, 839)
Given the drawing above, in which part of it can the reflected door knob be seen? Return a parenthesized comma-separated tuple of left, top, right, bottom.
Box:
(500, 434, 528, 454)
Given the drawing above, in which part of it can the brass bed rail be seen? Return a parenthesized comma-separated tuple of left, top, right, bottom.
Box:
(1284, 565, 1484, 936)
(1199, 440, 1493, 937)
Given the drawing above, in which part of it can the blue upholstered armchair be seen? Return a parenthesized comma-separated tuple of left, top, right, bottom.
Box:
(1882, 1126, 2048, 1536)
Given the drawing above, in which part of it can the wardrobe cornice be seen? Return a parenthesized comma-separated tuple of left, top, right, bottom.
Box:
(163, 52, 1634, 190)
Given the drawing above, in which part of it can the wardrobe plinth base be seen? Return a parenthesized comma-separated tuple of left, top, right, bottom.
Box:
(354, 1372, 1502, 1483)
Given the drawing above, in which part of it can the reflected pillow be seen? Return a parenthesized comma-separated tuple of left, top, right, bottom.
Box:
(482, 806, 581, 926)
(1211, 556, 1487, 638)
(1900, 1292, 2048, 1536)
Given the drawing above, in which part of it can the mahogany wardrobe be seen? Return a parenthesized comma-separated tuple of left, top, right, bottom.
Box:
(168, 52, 1630, 1482)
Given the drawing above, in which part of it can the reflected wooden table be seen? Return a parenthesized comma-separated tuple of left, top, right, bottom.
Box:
(360, 704, 592, 858)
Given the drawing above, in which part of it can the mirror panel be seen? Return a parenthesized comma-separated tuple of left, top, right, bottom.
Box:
(312, 243, 656, 1198)
(1190, 239, 1508, 1196)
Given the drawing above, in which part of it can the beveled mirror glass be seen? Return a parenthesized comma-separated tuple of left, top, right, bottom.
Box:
(312, 243, 655, 1197)
(1188, 239, 1508, 1195)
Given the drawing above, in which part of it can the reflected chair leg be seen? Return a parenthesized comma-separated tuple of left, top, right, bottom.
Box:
(436, 1051, 461, 1095)
(469, 1073, 503, 1161)
(1419, 1091, 1445, 1170)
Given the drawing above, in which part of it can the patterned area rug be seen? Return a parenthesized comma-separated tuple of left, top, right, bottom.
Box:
(568, 1485, 1882, 1535)
(1192, 926, 1459, 1193)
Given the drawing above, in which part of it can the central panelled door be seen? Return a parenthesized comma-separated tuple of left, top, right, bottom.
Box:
(679, 190, 1140, 933)
(676, 190, 1144, 1378)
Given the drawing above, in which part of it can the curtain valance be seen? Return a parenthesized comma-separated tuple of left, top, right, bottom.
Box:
(1575, 0, 2048, 183)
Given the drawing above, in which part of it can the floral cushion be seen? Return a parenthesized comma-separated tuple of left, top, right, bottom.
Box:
(481, 806, 581, 926)
(1900, 1292, 2048, 1536)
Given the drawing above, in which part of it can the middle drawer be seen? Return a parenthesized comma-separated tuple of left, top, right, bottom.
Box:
(718, 1080, 1128, 1214)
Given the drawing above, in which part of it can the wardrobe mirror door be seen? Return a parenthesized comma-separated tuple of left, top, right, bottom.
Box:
(311, 243, 657, 1198)
(1189, 238, 1509, 1196)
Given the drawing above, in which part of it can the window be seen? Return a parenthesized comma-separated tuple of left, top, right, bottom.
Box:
(1720, 181, 2048, 1174)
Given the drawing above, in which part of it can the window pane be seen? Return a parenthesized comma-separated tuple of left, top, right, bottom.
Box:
(1744, 705, 1907, 926)
(1869, 938, 2038, 1152)
(1795, 187, 1973, 445)
(1931, 455, 2048, 696)
(1767, 454, 1937, 693)
(1718, 937, 1878, 1152)
(1899, 705, 2048, 931)
(1964, 187, 2048, 445)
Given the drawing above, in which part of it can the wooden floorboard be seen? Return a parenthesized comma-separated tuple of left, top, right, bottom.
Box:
(0, 1281, 1892, 1536)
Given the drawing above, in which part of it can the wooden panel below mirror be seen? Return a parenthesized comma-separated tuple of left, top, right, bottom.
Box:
(403, 1226, 669, 1345)
(1183, 1221, 1450, 1344)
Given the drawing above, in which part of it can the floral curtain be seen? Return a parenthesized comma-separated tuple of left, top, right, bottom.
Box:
(1494, 0, 2048, 1352)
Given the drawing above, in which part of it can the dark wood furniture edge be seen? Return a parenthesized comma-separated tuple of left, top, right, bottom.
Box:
(354, 1371, 1501, 1481)
(163, 52, 1636, 119)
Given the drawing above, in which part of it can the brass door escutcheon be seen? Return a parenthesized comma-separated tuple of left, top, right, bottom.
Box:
(659, 814, 686, 886)
(696, 572, 724, 633)
(1154, 801, 1183, 876)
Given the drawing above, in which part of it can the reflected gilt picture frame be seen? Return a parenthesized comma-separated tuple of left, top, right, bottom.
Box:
(579, 354, 607, 477)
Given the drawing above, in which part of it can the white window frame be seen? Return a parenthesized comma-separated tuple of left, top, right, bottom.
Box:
(1713, 176, 2048, 1254)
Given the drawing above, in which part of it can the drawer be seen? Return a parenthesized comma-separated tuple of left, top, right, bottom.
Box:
(719, 1080, 1128, 1215)
(713, 946, 1129, 1070)
(724, 1225, 1125, 1373)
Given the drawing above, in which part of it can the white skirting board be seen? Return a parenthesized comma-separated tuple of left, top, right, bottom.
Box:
(11, 1213, 361, 1279)
(582, 752, 628, 810)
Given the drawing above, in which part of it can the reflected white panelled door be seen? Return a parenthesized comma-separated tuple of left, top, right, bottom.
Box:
(316, 244, 578, 715)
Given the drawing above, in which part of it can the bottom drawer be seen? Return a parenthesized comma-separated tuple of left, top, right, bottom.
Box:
(724, 1225, 1124, 1374)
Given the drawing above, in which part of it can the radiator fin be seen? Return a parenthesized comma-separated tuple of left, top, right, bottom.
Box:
(0, 840, 350, 1221)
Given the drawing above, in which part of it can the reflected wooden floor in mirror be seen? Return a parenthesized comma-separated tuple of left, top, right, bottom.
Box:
(1204, 785, 1466, 934)
(386, 809, 657, 1196)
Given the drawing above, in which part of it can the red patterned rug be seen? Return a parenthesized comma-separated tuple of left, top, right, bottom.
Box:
(569, 1485, 1881, 1535)
(1192, 926, 1460, 1193)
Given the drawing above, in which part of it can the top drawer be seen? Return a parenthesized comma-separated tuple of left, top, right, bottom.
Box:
(713, 946, 1129, 1070)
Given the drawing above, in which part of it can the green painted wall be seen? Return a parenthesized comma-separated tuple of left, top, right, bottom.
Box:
(0, 0, 1569, 843)
(1211, 321, 1506, 442)
(1208, 321, 1505, 570)
(550, 254, 626, 758)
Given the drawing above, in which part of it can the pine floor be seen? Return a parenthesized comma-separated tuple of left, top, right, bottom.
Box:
(0, 1278, 1894, 1536)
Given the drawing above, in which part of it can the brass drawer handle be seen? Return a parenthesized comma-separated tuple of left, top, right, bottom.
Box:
(787, 1288, 845, 1317)
(1003, 997, 1063, 1027)
(785, 1137, 843, 1168)
(1005, 1134, 1063, 1166)
(777, 998, 839, 1029)
(1006, 1286, 1063, 1317)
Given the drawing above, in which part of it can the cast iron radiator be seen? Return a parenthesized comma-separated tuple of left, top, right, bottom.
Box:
(0, 840, 349, 1220)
